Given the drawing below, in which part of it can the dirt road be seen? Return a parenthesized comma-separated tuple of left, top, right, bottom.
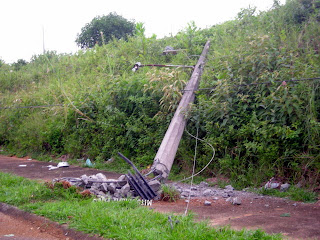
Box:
(1, 155, 319, 240)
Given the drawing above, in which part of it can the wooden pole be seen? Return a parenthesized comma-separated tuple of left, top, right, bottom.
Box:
(152, 40, 211, 179)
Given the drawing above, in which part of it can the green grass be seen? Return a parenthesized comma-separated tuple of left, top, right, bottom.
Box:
(160, 184, 180, 202)
(251, 187, 318, 203)
(0, 172, 282, 240)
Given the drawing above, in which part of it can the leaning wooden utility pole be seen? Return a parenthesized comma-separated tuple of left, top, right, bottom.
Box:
(151, 40, 211, 180)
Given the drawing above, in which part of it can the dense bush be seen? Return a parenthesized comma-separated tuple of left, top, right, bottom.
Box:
(0, 0, 319, 188)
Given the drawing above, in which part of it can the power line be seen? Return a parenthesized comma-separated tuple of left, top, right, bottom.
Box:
(0, 104, 64, 110)
(182, 77, 320, 92)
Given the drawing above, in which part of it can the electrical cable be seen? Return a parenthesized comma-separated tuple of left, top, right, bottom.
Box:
(184, 126, 199, 216)
(177, 129, 216, 183)
(0, 104, 64, 110)
(181, 77, 320, 92)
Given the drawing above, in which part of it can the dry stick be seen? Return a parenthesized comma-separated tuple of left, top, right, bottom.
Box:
(61, 88, 94, 122)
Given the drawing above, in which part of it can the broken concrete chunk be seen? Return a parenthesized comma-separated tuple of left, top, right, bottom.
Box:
(80, 175, 89, 185)
(280, 183, 290, 192)
(225, 185, 234, 191)
(89, 188, 100, 196)
(118, 175, 126, 181)
(121, 183, 131, 197)
(95, 173, 108, 181)
(232, 197, 241, 205)
(100, 183, 109, 192)
(148, 180, 161, 192)
(181, 190, 190, 197)
(222, 193, 229, 198)
(203, 189, 212, 196)
(107, 183, 116, 194)
(117, 175, 127, 187)
(90, 184, 100, 191)
(114, 189, 121, 198)
(190, 191, 197, 197)
(265, 182, 280, 189)
(199, 181, 209, 187)
(226, 197, 241, 205)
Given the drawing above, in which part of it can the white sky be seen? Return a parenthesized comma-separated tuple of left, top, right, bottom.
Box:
(0, 0, 285, 64)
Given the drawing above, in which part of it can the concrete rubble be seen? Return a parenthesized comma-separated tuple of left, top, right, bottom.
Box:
(264, 177, 291, 192)
(168, 182, 248, 205)
(54, 173, 161, 201)
(54, 174, 285, 206)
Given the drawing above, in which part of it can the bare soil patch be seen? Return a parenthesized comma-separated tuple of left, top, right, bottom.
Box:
(0, 203, 104, 240)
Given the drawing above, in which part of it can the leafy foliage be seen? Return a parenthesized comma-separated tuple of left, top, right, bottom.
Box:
(0, 0, 319, 191)
(75, 12, 135, 48)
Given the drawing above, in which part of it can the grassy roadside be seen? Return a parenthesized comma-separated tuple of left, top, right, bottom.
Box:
(0, 172, 282, 240)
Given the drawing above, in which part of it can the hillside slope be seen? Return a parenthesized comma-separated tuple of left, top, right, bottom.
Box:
(0, 0, 319, 189)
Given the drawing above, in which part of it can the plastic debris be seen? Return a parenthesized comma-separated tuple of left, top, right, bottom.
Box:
(47, 162, 69, 170)
(85, 158, 93, 167)
(132, 62, 141, 72)
(18, 165, 27, 167)
(264, 177, 281, 189)
(57, 161, 69, 167)
(280, 213, 291, 217)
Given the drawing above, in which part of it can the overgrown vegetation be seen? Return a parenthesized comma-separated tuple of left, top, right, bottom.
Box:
(253, 186, 317, 202)
(0, 0, 319, 192)
(0, 172, 281, 239)
(160, 184, 181, 202)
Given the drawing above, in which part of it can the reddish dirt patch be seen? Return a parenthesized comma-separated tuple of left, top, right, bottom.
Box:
(0, 155, 121, 181)
(0, 211, 66, 240)
(152, 198, 320, 239)
(0, 203, 103, 240)
(1, 155, 320, 240)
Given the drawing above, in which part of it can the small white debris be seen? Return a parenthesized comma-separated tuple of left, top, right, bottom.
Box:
(280, 183, 290, 192)
(4, 234, 15, 237)
(232, 197, 241, 205)
(57, 162, 69, 167)
(225, 185, 234, 191)
(204, 200, 212, 206)
(264, 177, 281, 189)
(226, 197, 241, 205)
(47, 162, 69, 170)
(18, 165, 27, 167)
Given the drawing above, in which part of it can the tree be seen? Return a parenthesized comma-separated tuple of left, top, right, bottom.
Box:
(13, 59, 28, 71)
(76, 12, 135, 49)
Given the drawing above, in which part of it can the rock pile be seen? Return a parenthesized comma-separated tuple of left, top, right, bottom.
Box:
(54, 173, 161, 201)
(169, 182, 245, 205)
